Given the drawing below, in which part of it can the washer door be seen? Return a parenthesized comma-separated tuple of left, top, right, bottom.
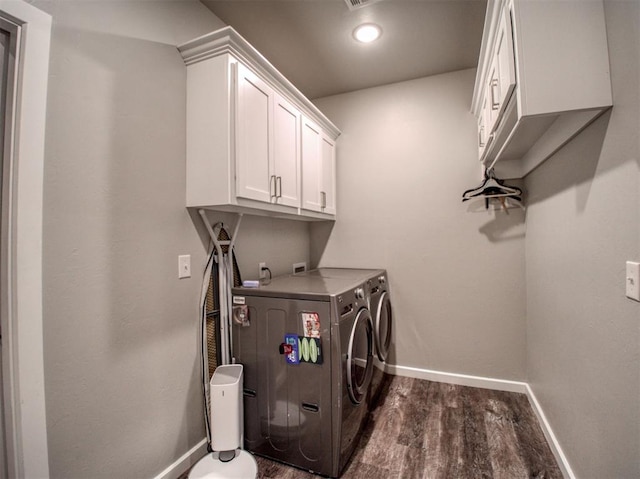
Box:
(374, 291, 393, 362)
(346, 308, 374, 405)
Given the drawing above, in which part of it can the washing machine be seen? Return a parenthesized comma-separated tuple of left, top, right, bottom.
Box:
(230, 273, 374, 478)
(296, 268, 393, 405)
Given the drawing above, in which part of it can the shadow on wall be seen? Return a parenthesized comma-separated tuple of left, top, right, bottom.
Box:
(309, 220, 336, 268)
(190, 209, 314, 279)
(477, 210, 526, 243)
(463, 178, 527, 243)
(189, 208, 241, 253)
(466, 110, 612, 244)
(525, 110, 612, 210)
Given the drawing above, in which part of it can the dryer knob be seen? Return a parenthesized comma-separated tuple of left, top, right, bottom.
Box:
(379, 276, 386, 284)
(355, 287, 365, 300)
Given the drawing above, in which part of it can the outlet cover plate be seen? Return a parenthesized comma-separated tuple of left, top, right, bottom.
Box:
(626, 261, 640, 301)
(259, 262, 267, 279)
(179, 255, 191, 279)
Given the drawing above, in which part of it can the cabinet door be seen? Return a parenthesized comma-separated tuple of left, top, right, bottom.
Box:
(273, 93, 301, 207)
(236, 62, 274, 203)
(478, 90, 496, 160)
(320, 134, 336, 215)
(301, 117, 322, 212)
(301, 117, 336, 215)
(487, 5, 516, 134)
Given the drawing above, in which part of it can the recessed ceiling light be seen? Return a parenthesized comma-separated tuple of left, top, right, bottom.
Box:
(353, 23, 382, 43)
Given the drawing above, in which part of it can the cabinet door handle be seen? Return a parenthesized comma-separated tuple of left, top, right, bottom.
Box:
(321, 191, 326, 209)
(270, 175, 276, 199)
(486, 132, 495, 150)
(490, 79, 500, 110)
(478, 126, 485, 147)
(276, 176, 282, 198)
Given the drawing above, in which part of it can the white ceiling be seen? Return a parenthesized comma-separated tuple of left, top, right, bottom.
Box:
(201, 0, 488, 99)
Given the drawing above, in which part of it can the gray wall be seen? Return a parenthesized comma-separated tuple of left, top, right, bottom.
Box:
(38, 2, 310, 478)
(312, 69, 527, 380)
(524, 2, 640, 477)
(34, 0, 639, 477)
(197, 211, 311, 281)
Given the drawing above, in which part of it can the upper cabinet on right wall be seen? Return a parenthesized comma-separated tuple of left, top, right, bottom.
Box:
(472, 0, 612, 178)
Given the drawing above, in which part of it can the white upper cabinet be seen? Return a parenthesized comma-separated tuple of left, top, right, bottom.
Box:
(179, 27, 340, 220)
(471, 0, 612, 178)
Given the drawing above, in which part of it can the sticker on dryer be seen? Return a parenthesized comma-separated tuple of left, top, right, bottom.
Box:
(233, 296, 245, 305)
(283, 334, 299, 364)
(232, 305, 250, 327)
(298, 336, 323, 365)
(301, 312, 321, 339)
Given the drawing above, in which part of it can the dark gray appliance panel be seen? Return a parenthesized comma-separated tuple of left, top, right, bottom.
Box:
(232, 295, 333, 476)
(233, 303, 260, 448)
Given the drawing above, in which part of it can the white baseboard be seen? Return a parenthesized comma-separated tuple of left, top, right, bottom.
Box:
(382, 362, 574, 479)
(382, 362, 528, 393)
(152, 438, 208, 479)
(525, 385, 576, 479)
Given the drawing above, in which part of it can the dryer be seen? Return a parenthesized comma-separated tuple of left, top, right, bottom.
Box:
(231, 274, 374, 478)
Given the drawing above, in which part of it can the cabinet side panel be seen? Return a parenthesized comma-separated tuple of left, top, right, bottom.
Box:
(513, 0, 612, 116)
(186, 56, 232, 207)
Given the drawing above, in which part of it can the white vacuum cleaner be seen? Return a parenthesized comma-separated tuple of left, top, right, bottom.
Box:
(188, 364, 258, 479)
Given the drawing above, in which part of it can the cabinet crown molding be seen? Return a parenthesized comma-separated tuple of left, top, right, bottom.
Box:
(178, 26, 340, 140)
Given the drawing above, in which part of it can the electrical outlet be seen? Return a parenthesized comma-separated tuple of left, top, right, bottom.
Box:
(178, 255, 191, 279)
(259, 262, 267, 279)
(293, 262, 307, 274)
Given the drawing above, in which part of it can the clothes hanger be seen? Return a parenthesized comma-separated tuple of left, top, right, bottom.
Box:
(462, 168, 522, 202)
(462, 168, 523, 213)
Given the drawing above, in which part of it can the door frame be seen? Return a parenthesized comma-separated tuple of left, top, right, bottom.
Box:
(0, 1, 51, 477)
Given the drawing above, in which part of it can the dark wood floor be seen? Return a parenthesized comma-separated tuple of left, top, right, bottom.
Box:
(182, 373, 563, 479)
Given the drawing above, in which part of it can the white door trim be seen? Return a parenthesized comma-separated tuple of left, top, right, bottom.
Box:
(0, 1, 51, 477)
